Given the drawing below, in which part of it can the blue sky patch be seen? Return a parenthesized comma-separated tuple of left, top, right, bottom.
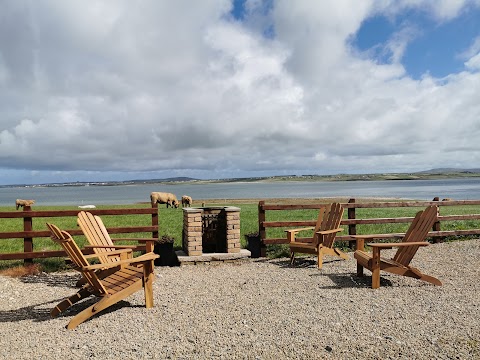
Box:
(353, 7, 480, 79)
(230, 0, 275, 38)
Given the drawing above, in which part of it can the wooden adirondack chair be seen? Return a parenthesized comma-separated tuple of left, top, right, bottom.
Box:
(287, 202, 346, 269)
(46, 222, 159, 329)
(353, 205, 442, 289)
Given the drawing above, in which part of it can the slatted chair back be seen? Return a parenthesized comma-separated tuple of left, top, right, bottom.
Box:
(392, 205, 438, 266)
(77, 211, 121, 264)
(318, 202, 344, 248)
(46, 222, 108, 295)
(313, 206, 327, 234)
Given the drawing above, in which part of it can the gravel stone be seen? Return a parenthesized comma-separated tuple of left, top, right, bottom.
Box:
(0, 239, 479, 359)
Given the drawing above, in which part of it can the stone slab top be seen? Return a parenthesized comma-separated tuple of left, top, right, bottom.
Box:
(182, 206, 241, 212)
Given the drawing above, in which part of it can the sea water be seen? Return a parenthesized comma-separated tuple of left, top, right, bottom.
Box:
(0, 178, 479, 207)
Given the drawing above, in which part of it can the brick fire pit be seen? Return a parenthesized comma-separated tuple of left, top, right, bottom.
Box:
(178, 206, 250, 265)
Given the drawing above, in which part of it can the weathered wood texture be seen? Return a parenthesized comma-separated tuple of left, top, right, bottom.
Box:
(0, 205, 159, 262)
(259, 198, 480, 246)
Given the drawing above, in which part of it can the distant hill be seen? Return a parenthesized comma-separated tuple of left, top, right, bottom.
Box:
(132, 177, 198, 183)
(416, 168, 480, 174)
(3, 170, 480, 188)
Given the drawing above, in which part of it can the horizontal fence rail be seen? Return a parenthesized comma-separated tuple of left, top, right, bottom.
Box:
(0, 205, 159, 262)
(258, 198, 480, 248)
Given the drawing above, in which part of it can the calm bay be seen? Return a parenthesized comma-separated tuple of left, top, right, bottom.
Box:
(0, 177, 479, 207)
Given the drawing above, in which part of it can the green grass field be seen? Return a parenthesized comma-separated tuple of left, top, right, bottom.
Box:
(1, 200, 479, 271)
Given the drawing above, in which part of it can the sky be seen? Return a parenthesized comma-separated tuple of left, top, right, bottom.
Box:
(1, 0, 480, 185)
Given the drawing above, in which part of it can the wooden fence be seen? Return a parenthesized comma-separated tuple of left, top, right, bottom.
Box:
(0, 204, 159, 262)
(258, 198, 480, 255)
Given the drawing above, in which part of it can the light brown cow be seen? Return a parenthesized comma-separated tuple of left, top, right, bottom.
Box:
(150, 192, 179, 208)
(16, 199, 35, 210)
(181, 195, 192, 207)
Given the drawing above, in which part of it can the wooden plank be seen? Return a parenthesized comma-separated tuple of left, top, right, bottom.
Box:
(341, 217, 415, 225)
(438, 214, 480, 221)
(0, 225, 158, 240)
(427, 229, 480, 237)
(0, 250, 67, 260)
(0, 230, 82, 239)
(341, 199, 480, 209)
(0, 207, 157, 219)
(261, 204, 327, 210)
(263, 238, 290, 245)
(102, 226, 158, 234)
(263, 221, 317, 228)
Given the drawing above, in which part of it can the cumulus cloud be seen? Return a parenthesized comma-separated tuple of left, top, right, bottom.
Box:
(0, 0, 480, 184)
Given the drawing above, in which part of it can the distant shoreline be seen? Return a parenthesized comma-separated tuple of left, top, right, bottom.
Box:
(1, 171, 480, 189)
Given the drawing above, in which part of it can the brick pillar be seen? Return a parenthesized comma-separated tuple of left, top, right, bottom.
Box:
(225, 207, 241, 253)
(183, 208, 203, 256)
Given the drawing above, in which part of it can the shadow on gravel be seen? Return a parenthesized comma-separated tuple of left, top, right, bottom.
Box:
(18, 273, 80, 288)
(309, 272, 393, 289)
(267, 257, 349, 268)
(0, 299, 58, 323)
(2, 274, 143, 325)
(262, 257, 394, 288)
(0, 296, 138, 324)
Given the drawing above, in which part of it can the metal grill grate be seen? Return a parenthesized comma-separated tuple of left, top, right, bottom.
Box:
(201, 211, 226, 253)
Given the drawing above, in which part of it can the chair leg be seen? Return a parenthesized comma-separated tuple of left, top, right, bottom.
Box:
(317, 249, 324, 269)
(371, 267, 380, 289)
(371, 248, 381, 289)
(143, 261, 154, 308)
(51, 287, 91, 317)
(356, 263, 364, 277)
(67, 280, 143, 330)
(290, 251, 295, 266)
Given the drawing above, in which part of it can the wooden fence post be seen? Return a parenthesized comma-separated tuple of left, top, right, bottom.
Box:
(348, 198, 356, 249)
(432, 197, 441, 243)
(150, 202, 159, 252)
(23, 206, 33, 264)
(258, 201, 266, 257)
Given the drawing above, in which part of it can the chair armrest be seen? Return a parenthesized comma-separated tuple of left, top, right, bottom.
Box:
(368, 241, 430, 249)
(284, 227, 315, 234)
(353, 234, 405, 252)
(316, 228, 343, 235)
(286, 227, 315, 243)
(82, 252, 159, 271)
(350, 233, 404, 240)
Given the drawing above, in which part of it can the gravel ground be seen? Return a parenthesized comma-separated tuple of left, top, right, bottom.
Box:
(1, 239, 479, 360)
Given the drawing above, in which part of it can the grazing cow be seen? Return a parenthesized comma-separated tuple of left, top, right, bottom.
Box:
(150, 192, 179, 208)
(16, 199, 35, 210)
(181, 195, 192, 207)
